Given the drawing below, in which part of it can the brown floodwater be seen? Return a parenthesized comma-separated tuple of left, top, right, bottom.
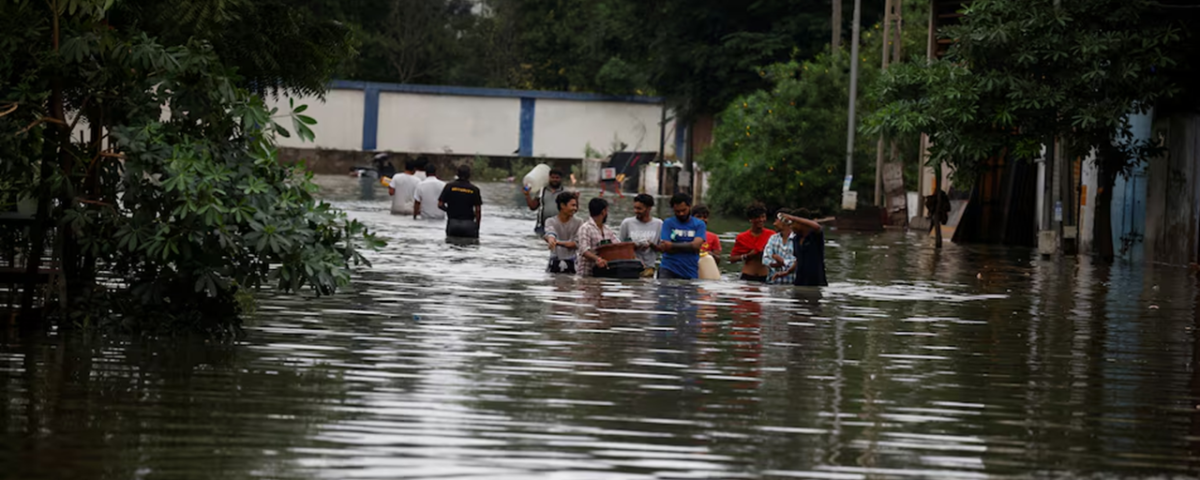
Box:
(2, 176, 1199, 479)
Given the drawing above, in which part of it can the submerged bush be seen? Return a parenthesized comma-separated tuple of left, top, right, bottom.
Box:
(1, 3, 381, 335)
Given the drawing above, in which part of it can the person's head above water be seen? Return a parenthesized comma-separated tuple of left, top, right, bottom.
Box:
(670, 193, 692, 221)
(456, 165, 471, 181)
(588, 197, 609, 223)
(746, 202, 767, 231)
(556, 191, 578, 218)
(549, 170, 564, 188)
(791, 208, 817, 234)
(691, 204, 710, 224)
(633, 194, 654, 221)
(774, 207, 793, 233)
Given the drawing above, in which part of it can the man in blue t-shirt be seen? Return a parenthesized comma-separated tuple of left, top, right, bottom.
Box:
(658, 193, 707, 279)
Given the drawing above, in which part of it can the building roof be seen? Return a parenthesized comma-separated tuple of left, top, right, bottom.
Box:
(330, 80, 665, 105)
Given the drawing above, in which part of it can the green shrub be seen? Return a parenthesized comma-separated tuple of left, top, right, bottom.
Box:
(700, 54, 878, 216)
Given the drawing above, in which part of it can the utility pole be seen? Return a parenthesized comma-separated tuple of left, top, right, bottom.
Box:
(924, 0, 941, 248)
(874, 0, 894, 206)
(875, 0, 903, 208)
(657, 106, 666, 196)
(843, 0, 862, 207)
(832, 0, 843, 51)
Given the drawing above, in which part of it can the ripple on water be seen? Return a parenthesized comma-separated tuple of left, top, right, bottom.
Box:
(3, 178, 1200, 479)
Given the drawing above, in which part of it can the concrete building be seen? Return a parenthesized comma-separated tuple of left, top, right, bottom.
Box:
(1144, 115, 1200, 265)
(923, 0, 1200, 265)
(266, 80, 708, 197)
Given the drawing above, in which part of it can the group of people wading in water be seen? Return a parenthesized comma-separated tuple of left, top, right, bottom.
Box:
(524, 170, 827, 286)
(387, 161, 826, 286)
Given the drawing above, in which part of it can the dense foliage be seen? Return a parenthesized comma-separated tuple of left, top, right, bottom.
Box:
(313, 0, 884, 119)
(700, 3, 929, 216)
(635, 0, 884, 120)
(1, 0, 381, 334)
(865, 0, 1189, 258)
(114, 0, 357, 97)
(699, 55, 877, 216)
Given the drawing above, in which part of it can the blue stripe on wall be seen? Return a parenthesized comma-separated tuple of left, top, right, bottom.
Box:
(674, 122, 687, 161)
(362, 86, 380, 151)
(519, 98, 535, 157)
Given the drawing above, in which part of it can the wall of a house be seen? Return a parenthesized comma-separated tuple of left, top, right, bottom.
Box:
(1146, 114, 1200, 266)
(266, 81, 677, 175)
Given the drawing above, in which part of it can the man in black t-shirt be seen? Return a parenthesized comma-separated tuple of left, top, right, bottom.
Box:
(439, 165, 483, 239)
(772, 209, 828, 287)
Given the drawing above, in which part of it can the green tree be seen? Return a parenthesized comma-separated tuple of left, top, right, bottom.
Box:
(1, 0, 381, 334)
(699, 2, 930, 216)
(641, 0, 885, 119)
(867, 0, 1186, 258)
(508, 0, 650, 94)
(699, 54, 878, 216)
(113, 0, 358, 96)
(460, 0, 535, 88)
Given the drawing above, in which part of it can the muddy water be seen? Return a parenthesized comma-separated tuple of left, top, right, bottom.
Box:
(2, 176, 1199, 479)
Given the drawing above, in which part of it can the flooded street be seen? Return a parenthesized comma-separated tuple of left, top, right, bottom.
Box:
(3, 176, 1200, 479)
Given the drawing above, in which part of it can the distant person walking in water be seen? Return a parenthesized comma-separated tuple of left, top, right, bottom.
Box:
(543, 192, 583, 274)
(730, 203, 775, 282)
(524, 169, 567, 236)
(373, 152, 396, 179)
(763, 208, 796, 285)
(691, 205, 722, 262)
(772, 209, 828, 287)
(414, 156, 429, 180)
(575, 197, 618, 277)
(413, 165, 446, 220)
(619, 193, 663, 277)
(658, 193, 707, 280)
(439, 165, 482, 238)
(388, 159, 420, 215)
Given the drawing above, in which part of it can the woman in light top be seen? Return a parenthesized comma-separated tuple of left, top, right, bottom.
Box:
(763, 208, 796, 285)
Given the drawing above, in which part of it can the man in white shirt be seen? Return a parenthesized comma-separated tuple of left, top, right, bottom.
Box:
(413, 164, 447, 220)
(618, 193, 663, 277)
(388, 159, 420, 215)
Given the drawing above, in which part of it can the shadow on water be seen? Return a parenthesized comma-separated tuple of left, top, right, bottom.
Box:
(446, 236, 482, 247)
(3, 175, 1200, 478)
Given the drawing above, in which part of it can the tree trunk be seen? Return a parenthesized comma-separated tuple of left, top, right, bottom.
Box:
(1094, 149, 1117, 261)
(21, 4, 63, 325)
(69, 108, 105, 308)
(934, 165, 943, 249)
(832, 0, 843, 51)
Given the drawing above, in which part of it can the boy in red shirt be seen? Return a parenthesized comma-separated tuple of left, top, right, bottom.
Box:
(729, 203, 775, 282)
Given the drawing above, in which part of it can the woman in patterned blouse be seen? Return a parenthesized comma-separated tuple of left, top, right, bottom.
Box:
(763, 208, 796, 285)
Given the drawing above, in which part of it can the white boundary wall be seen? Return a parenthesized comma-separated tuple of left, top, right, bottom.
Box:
(267, 81, 677, 160)
(533, 99, 664, 158)
(377, 93, 520, 156)
(273, 89, 364, 151)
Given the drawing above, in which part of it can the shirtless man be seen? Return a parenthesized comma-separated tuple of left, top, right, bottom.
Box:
(728, 203, 775, 282)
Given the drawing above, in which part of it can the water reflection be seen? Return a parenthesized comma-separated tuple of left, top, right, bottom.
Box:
(2, 176, 1199, 478)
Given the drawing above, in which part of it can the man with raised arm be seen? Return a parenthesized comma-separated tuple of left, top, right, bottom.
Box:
(771, 209, 827, 287)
